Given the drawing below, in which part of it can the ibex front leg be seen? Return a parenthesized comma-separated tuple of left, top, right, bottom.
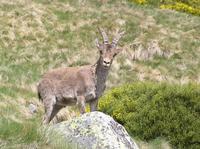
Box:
(90, 99, 98, 112)
(77, 96, 86, 114)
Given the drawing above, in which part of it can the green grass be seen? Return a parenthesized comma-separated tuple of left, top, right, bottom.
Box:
(0, 0, 200, 148)
(136, 138, 172, 149)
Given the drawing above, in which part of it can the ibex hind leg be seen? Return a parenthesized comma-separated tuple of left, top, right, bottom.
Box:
(49, 105, 63, 124)
(42, 96, 57, 125)
(76, 96, 86, 114)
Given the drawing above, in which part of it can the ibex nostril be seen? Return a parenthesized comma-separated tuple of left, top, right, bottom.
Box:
(103, 61, 110, 64)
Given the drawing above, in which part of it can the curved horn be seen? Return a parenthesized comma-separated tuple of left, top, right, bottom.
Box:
(99, 28, 109, 45)
(95, 38, 100, 48)
(111, 31, 125, 48)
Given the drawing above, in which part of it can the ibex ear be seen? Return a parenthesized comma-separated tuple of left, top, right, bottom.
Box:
(95, 38, 104, 54)
(95, 38, 100, 49)
(114, 48, 123, 55)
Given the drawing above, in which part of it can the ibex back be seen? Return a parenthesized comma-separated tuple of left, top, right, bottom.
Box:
(37, 28, 124, 124)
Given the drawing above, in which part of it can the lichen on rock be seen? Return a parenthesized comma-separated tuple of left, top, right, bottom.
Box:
(46, 112, 139, 149)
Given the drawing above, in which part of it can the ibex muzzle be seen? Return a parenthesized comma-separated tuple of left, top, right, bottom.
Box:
(38, 28, 124, 124)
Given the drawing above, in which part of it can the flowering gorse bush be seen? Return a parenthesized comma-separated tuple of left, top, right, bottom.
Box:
(130, 0, 200, 15)
(160, 2, 200, 15)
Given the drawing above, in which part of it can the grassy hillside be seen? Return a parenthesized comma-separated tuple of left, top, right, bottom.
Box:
(0, 0, 199, 148)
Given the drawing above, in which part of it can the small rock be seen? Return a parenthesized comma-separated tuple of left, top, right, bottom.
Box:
(29, 104, 37, 114)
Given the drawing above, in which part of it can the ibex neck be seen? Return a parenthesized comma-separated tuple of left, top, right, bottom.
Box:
(95, 58, 110, 98)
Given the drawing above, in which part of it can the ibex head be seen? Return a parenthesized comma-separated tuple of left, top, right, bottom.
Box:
(95, 28, 124, 68)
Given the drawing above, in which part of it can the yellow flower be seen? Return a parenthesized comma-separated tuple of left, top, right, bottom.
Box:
(132, 0, 147, 5)
(160, 2, 200, 16)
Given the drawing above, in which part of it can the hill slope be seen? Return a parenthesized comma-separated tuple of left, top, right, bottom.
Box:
(0, 0, 199, 148)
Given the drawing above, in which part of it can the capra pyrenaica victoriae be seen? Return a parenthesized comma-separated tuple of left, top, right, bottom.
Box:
(37, 28, 124, 124)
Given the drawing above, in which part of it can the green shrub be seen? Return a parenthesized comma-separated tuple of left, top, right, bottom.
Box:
(99, 82, 200, 149)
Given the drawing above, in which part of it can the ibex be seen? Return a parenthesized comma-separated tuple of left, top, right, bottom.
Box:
(37, 28, 124, 124)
